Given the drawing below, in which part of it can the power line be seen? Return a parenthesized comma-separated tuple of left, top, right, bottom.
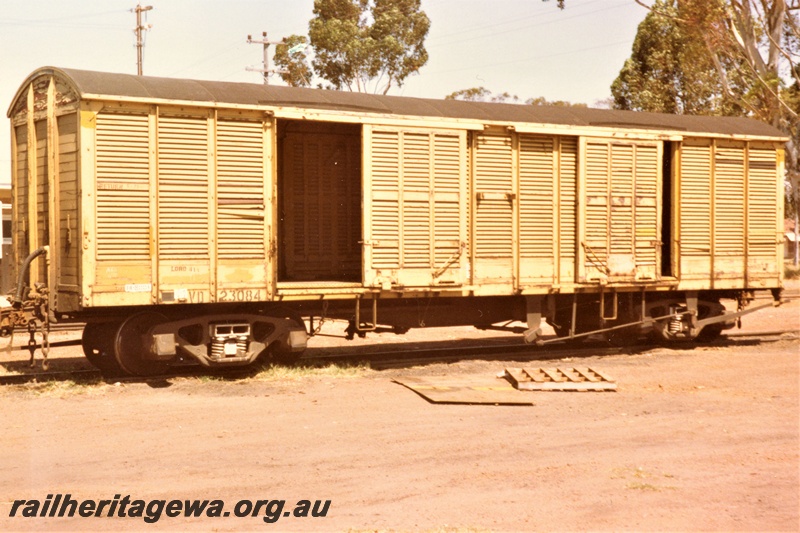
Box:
(167, 42, 245, 78)
(427, 1, 629, 49)
(427, 0, 606, 44)
(0, 9, 128, 27)
(426, 38, 633, 77)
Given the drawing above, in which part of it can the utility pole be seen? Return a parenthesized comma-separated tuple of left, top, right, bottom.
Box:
(133, 3, 153, 75)
(246, 32, 285, 84)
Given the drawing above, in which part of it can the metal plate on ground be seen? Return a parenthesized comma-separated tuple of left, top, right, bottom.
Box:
(504, 367, 617, 392)
(393, 376, 534, 405)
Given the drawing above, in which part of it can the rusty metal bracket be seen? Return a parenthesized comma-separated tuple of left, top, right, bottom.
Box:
(431, 241, 465, 280)
(354, 297, 378, 334)
(600, 290, 618, 321)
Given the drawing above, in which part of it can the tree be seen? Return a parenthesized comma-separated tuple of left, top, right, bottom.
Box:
(445, 86, 587, 107)
(612, 0, 798, 179)
(611, 0, 747, 115)
(273, 35, 312, 88)
(275, 0, 430, 94)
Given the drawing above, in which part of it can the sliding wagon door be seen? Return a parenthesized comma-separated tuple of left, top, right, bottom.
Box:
(580, 139, 661, 283)
(363, 126, 467, 289)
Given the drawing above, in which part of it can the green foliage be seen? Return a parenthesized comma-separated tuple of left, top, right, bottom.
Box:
(613, 0, 799, 208)
(445, 86, 586, 107)
(274, 35, 312, 87)
(611, 0, 744, 115)
(445, 87, 493, 101)
(279, 0, 430, 93)
(526, 96, 588, 108)
(308, 0, 365, 90)
(445, 87, 520, 103)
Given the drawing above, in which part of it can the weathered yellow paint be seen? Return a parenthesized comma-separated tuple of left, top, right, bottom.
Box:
(26, 84, 39, 283)
(6, 69, 787, 315)
(363, 125, 468, 289)
(676, 138, 782, 291)
(46, 77, 59, 311)
(79, 108, 96, 130)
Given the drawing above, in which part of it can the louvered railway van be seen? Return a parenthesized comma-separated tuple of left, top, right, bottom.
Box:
(4, 67, 787, 375)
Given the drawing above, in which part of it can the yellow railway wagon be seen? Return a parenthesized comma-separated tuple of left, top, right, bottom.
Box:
(5, 67, 787, 375)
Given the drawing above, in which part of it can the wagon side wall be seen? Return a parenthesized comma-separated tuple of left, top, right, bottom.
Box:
(8, 70, 785, 319)
(79, 101, 276, 309)
(675, 138, 783, 291)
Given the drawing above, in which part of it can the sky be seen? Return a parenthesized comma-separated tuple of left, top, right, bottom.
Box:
(0, 0, 649, 186)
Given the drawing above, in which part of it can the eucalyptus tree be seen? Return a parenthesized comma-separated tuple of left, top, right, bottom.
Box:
(274, 0, 430, 94)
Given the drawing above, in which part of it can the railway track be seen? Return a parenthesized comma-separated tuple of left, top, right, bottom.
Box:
(0, 328, 796, 387)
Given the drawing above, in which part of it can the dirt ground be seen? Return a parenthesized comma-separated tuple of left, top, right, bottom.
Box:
(0, 286, 798, 532)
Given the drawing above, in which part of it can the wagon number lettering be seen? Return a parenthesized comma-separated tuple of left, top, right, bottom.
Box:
(217, 289, 262, 302)
(188, 290, 205, 303)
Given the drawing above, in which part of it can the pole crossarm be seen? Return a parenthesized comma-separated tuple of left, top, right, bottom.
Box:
(246, 31, 286, 85)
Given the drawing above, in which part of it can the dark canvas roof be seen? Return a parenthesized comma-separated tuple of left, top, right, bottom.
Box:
(10, 67, 788, 139)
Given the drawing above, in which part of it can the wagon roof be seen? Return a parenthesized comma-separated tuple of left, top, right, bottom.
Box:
(10, 66, 788, 139)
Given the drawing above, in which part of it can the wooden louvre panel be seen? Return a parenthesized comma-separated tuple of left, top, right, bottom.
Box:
(474, 133, 514, 258)
(514, 134, 578, 286)
(95, 112, 150, 260)
(57, 113, 79, 289)
(610, 143, 635, 261)
(746, 144, 780, 278)
(559, 137, 578, 282)
(583, 140, 660, 282)
(431, 132, 463, 272)
(679, 139, 777, 286)
(583, 140, 611, 280)
(217, 118, 265, 259)
(713, 141, 746, 257)
(35, 120, 50, 274)
(678, 138, 713, 272)
(633, 143, 659, 278)
(368, 128, 465, 285)
(369, 129, 401, 269)
(157, 115, 209, 259)
(400, 132, 432, 267)
(473, 132, 514, 285)
(13, 124, 29, 265)
(712, 140, 747, 284)
(518, 134, 555, 283)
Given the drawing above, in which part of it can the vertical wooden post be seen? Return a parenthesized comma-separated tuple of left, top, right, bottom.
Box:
(26, 84, 39, 284)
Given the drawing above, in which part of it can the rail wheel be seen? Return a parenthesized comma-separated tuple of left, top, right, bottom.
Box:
(82, 322, 124, 376)
(263, 309, 307, 366)
(650, 299, 727, 342)
(114, 312, 170, 376)
(696, 324, 724, 342)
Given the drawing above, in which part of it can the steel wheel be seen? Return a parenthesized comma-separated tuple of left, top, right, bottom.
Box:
(82, 322, 124, 376)
(114, 312, 169, 376)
